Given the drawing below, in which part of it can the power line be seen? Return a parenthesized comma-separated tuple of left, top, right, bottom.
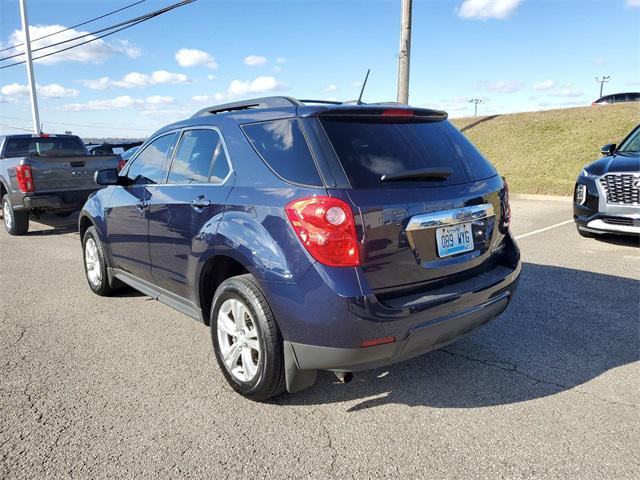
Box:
(0, 0, 195, 65)
(0, 114, 152, 132)
(0, 122, 34, 132)
(0, 0, 147, 53)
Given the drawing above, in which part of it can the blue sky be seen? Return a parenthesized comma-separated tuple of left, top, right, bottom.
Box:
(1, 0, 639, 137)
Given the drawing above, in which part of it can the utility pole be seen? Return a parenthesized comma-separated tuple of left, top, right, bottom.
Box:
(397, 0, 412, 104)
(595, 76, 610, 98)
(469, 98, 483, 117)
(19, 0, 41, 134)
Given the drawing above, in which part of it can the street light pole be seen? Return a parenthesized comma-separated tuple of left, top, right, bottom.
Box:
(19, 0, 41, 134)
(595, 76, 610, 98)
(397, 0, 412, 104)
(469, 98, 483, 117)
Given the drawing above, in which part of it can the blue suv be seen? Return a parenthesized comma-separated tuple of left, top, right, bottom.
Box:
(80, 97, 521, 400)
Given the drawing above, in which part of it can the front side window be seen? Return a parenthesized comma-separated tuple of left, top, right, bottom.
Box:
(126, 133, 177, 184)
(167, 129, 230, 184)
(242, 119, 322, 186)
(619, 128, 640, 153)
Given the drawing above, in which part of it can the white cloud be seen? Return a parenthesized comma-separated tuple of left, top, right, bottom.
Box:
(483, 81, 523, 93)
(63, 95, 175, 112)
(324, 84, 339, 92)
(244, 55, 268, 66)
(207, 74, 217, 81)
(593, 57, 606, 65)
(1, 82, 79, 98)
(175, 48, 218, 68)
(458, 0, 521, 20)
(211, 76, 287, 102)
(627, 0, 640, 8)
(8, 24, 140, 65)
(276, 57, 287, 64)
(80, 70, 190, 90)
(533, 80, 555, 91)
(192, 95, 211, 102)
(272, 65, 283, 73)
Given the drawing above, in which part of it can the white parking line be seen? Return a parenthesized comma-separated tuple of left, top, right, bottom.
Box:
(515, 219, 574, 240)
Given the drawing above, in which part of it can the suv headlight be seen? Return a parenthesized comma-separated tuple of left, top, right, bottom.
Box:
(581, 169, 596, 179)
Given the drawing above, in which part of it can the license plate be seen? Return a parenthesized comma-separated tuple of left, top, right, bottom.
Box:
(436, 222, 474, 257)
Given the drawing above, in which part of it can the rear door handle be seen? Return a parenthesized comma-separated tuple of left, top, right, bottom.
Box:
(191, 199, 211, 209)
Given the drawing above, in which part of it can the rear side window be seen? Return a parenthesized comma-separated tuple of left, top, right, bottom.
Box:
(167, 129, 230, 184)
(4, 136, 86, 157)
(320, 119, 496, 188)
(242, 119, 322, 186)
(127, 133, 177, 185)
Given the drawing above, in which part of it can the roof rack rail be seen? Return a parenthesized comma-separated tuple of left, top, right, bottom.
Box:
(191, 96, 303, 118)
(298, 99, 344, 105)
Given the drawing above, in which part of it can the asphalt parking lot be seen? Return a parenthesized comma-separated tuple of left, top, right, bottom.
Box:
(1, 196, 638, 479)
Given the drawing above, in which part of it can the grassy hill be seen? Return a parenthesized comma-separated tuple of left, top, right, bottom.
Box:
(451, 103, 640, 195)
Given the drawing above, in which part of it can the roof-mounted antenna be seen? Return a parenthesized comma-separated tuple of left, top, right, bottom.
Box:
(357, 69, 370, 105)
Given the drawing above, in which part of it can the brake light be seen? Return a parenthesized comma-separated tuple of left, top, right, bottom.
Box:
(117, 158, 126, 171)
(360, 336, 396, 348)
(285, 196, 360, 267)
(381, 108, 414, 117)
(16, 165, 35, 193)
(501, 178, 511, 231)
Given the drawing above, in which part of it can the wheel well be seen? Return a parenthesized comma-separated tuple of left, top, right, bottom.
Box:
(0, 182, 6, 199)
(78, 215, 94, 242)
(199, 256, 249, 325)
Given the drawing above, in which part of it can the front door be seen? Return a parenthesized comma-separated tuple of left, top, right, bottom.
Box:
(148, 128, 233, 300)
(107, 132, 178, 280)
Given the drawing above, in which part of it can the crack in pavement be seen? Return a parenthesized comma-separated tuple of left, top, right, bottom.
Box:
(441, 349, 639, 410)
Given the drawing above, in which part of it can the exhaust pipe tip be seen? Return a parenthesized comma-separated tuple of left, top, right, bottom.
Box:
(334, 371, 354, 384)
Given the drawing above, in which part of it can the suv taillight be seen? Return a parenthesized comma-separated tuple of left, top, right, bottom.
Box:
(285, 196, 360, 267)
(16, 165, 35, 193)
(501, 178, 511, 231)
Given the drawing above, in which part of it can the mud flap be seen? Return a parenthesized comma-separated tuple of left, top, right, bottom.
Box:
(283, 341, 317, 393)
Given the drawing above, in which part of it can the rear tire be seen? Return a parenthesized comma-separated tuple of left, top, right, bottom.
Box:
(82, 226, 116, 296)
(210, 274, 286, 401)
(577, 226, 597, 238)
(2, 196, 29, 235)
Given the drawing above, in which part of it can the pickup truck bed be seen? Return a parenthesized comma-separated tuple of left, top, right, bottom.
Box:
(0, 134, 122, 235)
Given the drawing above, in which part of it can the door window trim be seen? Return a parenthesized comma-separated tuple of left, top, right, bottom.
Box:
(122, 130, 181, 184)
(161, 126, 234, 186)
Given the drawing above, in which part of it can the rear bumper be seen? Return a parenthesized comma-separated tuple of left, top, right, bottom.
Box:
(272, 234, 521, 392)
(14, 190, 97, 212)
(286, 293, 510, 373)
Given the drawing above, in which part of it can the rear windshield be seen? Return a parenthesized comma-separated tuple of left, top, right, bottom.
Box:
(3, 136, 87, 157)
(320, 119, 497, 188)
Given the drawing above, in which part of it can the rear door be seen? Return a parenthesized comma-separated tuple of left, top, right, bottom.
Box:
(107, 132, 178, 280)
(316, 112, 507, 292)
(148, 127, 233, 299)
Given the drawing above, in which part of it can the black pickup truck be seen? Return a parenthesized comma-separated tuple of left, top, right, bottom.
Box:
(0, 134, 122, 235)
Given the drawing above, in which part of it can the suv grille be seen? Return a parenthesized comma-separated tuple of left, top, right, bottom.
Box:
(599, 174, 640, 205)
(601, 217, 637, 227)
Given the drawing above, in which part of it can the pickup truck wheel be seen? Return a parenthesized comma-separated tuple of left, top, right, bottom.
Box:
(2, 196, 29, 235)
(82, 226, 115, 296)
(211, 274, 286, 401)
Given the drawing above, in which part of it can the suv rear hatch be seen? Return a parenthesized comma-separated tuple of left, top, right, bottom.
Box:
(316, 107, 509, 292)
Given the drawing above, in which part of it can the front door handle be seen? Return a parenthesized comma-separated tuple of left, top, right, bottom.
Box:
(191, 198, 211, 209)
(136, 200, 148, 212)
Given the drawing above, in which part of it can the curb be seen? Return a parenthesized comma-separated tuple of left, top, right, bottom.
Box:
(511, 193, 572, 202)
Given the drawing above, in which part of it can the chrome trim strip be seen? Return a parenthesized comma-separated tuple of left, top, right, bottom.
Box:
(406, 203, 495, 231)
(584, 219, 640, 234)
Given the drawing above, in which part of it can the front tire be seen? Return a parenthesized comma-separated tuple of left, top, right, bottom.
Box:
(82, 226, 116, 296)
(210, 274, 286, 401)
(2, 196, 29, 235)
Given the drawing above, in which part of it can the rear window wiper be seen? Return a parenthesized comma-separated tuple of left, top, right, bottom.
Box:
(381, 168, 453, 182)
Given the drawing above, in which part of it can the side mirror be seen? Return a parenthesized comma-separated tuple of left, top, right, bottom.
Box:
(600, 143, 616, 156)
(94, 168, 120, 186)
